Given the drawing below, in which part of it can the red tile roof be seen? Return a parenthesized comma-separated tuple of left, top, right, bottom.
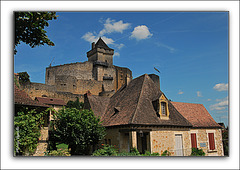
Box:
(14, 85, 48, 107)
(35, 97, 66, 106)
(171, 102, 221, 128)
(86, 74, 192, 127)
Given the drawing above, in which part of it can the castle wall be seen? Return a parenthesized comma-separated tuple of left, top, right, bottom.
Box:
(114, 66, 132, 91)
(20, 82, 85, 103)
(45, 61, 93, 85)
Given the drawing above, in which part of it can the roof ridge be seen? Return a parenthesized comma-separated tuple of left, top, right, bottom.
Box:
(129, 74, 147, 124)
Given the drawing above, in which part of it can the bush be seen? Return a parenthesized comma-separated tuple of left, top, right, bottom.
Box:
(92, 144, 117, 156)
(161, 150, 171, 156)
(191, 148, 205, 156)
(117, 148, 141, 156)
(142, 151, 160, 156)
(46, 148, 71, 156)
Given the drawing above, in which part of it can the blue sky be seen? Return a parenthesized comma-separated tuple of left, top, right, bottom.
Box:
(14, 12, 228, 126)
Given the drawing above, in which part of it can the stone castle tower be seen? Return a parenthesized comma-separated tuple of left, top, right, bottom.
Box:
(45, 38, 132, 97)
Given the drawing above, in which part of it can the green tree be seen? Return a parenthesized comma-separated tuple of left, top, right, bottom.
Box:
(52, 108, 106, 155)
(18, 72, 30, 84)
(15, 12, 57, 54)
(222, 127, 228, 156)
(14, 107, 48, 156)
(66, 97, 84, 110)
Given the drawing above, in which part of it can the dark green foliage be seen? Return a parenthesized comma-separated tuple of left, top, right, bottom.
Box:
(14, 76, 20, 88)
(191, 148, 205, 156)
(15, 12, 57, 54)
(52, 108, 106, 155)
(14, 107, 48, 156)
(92, 144, 118, 156)
(18, 72, 30, 84)
(161, 150, 171, 156)
(222, 127, 228, 156)
(66, 97, 84, 110)
(45, 143, 71, 156)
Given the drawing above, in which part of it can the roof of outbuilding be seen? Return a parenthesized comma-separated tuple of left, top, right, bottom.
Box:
(95, 37, 113, 50)
(35, 97, 66, 106)
(14, 85, 48, 108)
(171, 102, 221, 128)
(86, 74, 192, 127)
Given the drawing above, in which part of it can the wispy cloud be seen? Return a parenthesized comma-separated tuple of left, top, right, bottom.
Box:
(114, 52, 120, 57)
(178, 90, 184, 95)
(99, 18, 131, 36)
(197, 91, 202, 97)
(210, 97, 228, 110)
(82, 18, 131, 57)
(213, 83, 228, 91)
(155, 42, 176, 53)
(130, 25, 152, 40)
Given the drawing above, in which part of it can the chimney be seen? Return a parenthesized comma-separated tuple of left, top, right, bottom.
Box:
(149, 74, 160, 90)
(92, 42, 95, 49)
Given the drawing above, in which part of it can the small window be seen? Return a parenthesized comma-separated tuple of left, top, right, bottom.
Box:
(161, 102, 167, 115)
(191, 133, 197, 148)
(108, 139, 111, 145)
(208, 133, 215, 150)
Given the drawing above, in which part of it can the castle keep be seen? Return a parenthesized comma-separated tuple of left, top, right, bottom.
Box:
(22, 38, 132, 102)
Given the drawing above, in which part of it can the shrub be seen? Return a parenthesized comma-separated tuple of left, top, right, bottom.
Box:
(191, 148, 205, 156)
(142, 151, 160, 156)
(92, 144, 117, 156)
(161, 150, 171, 156)
(46, 148, 71, 156)
(117, 148, 141, 156)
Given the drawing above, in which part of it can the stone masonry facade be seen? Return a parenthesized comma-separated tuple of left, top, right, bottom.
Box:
(20, 38, 132, 103)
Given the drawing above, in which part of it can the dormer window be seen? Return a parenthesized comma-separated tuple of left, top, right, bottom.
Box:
(153, 94, 170, 120)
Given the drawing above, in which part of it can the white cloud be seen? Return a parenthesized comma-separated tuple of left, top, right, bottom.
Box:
(210, 97, 228, 110)
(197, 91, 202, 97)
(99, 18, 130, 36)
(207, 99, 211, 101)
(178, 90, 184, 95)
(101, 36, 114, 45)
(82, 32, 98, 43)
(113, 43, 124, 50)
(130, 25, 153, 40)
(213, 83, 228, 91)
(114, 52, 120, 57)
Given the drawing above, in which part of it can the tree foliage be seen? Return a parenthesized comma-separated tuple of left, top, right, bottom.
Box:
(14, 107, 48, 156)
(66, 97, 84, 110)
(52, 108, 106, 155)
(222, 127, 228, 156)
(18, 72, 30, 84)
(15, 12, 57, 54)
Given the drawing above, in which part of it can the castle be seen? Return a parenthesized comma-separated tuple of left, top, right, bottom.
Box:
(21, 38, 132, 102)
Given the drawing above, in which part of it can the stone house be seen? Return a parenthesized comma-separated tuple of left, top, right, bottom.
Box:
(84, 74, 224, 156)
(14, 84, 50, 156)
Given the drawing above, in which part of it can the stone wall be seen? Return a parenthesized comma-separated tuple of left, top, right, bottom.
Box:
(190, 129, 224, 156)
(151, 128, 191, 156)
(20, 82, 85, 103)
(45, 61, 94, 85)
(105, 128, 120, 151)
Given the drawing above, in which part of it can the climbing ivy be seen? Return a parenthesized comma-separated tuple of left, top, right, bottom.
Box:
(14, 107, 49, 156)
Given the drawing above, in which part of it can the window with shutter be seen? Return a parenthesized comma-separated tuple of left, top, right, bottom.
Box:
(208, 133, 215, 150)
(191, 133, 197, 148)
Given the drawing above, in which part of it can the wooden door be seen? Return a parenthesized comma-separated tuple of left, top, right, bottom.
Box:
(175, 134, 183, 156)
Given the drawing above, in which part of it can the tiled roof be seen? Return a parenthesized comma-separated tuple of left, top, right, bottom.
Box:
(86, 74, 192, 127)
(171, 102, 221, 128)
(95, 37, 113, 50)
(35, 97, 66, 106)
(14, 85, 48, 107)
